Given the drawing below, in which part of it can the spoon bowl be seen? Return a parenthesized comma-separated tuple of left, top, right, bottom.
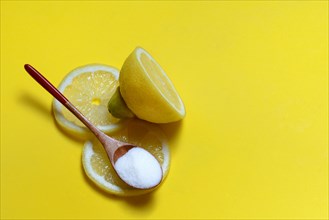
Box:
(24, 64, 163, 190)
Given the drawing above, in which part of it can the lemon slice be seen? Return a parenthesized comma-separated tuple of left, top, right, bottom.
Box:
(53, 64, 122, 138)
(119, 47, 186, 123)
(82, 119, 170, 196)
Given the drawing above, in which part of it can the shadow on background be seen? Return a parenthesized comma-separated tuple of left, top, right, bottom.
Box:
(19, 91, 51, 119)
(18, 91, 85, 143)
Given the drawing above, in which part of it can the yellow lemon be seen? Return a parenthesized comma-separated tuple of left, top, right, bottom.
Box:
(53, 64, 122, 139)
(82, 119, 170, 196)
(119, 47, 186, 123)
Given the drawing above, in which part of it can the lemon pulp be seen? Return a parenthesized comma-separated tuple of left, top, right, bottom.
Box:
(62, 70, 119, 127)
(139, 52, 181, 111)
(53, 64, 122, 138)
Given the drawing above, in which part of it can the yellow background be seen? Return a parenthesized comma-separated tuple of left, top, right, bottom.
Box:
(1, 1, 328, 219)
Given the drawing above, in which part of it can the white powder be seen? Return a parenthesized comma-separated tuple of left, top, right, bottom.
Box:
(114, 147, 163, 189)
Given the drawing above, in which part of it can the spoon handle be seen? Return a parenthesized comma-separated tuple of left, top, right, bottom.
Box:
(24, 64, 100, 135)
(24, 64, 69, 105)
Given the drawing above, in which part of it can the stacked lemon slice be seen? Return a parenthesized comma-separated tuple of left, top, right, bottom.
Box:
(83, 119, 169, 196)
(53, 64, 121, 139)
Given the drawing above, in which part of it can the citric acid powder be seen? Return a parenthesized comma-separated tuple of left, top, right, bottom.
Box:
(114, 147, 162, 189)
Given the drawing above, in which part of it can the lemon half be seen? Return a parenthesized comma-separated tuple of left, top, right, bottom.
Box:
(119, 47, 186, 123)
(53, 64, 122, 138)
(82, 119, 170, 196)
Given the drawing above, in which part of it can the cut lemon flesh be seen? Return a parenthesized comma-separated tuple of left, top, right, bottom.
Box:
(53, 64, 122, 138)
(82, 119, 170, 196)
(119, 47, 186, 123)
(139, 52, 181, 109)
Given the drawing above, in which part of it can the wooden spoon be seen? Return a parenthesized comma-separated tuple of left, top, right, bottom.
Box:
(24, 64, 163, 189)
